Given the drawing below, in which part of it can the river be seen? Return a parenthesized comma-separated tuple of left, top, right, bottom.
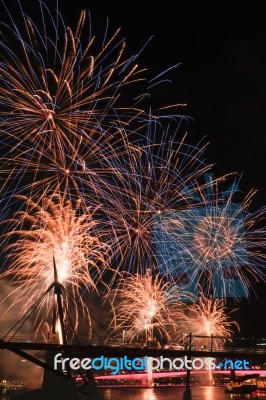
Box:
(98, 387, 266, 400)
(2, 386, 266, 399)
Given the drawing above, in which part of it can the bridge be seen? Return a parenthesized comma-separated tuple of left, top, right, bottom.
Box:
(1, 333, 266, 385)
(1, 260, 265, 399)
(1, 333, 266, 360)
(93, 369, 266, 381)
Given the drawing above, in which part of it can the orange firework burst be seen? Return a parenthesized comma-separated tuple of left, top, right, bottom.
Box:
(182, 293, 239, 348)
(0, 194, 111, 333)
(0, 0, 148, 201)
(109, 269, 192, 343)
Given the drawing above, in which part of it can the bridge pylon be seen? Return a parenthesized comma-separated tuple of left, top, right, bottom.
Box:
(1, 257, 103, 400)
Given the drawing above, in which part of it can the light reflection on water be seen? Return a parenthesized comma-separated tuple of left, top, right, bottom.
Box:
(2, 387, 266, 400)
(204, 386, 216, 400)
(142, 390, 157, 400)
(99, 387, 266, 400)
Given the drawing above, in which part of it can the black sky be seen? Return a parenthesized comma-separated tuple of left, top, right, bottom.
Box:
(2, 0, 266, 336)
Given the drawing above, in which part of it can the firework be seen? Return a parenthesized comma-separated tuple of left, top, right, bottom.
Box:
(0, 194, 111, 334)
(109, 269, 191, 343)
(0, 0, 149, 203)
(100, 126, 211, 277)
(182, 293, 239, 348)
(154, 175, 266, 299)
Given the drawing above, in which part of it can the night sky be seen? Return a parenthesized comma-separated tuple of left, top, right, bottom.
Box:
(2, 1, 266, 337)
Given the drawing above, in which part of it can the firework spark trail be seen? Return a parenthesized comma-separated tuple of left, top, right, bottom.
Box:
(0, 194, 111, 334)
(155, 176, 266, 299)
(0, 126, 131, 208)
(0, 1, 146, 138)
(0, 0, 152, 203)
(182, 293, 239, 348)
(109, 269, 191, 343)
(99, 126, 212, 277)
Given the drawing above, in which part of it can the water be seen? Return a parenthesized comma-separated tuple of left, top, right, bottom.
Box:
(99, 387, 266, 400)
(2, 387, 266, 399)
